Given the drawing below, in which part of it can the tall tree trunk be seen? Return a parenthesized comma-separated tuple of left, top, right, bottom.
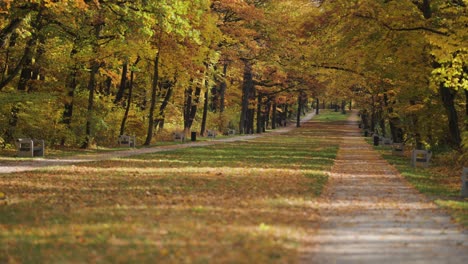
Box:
(239, 59, 254, 134)
(315, 98, 319, 115)
(120, 58, 140, 136)
(156, 79, 174, 130)
(440, 85, 461, 149)
(30, 34, 46, 84)
(297, 92, 303, 128)
(256, 94, 263, 133)
(201, 87, 209, 136)
(61, 47, 79, 146)
(82, 60, 100, 148)
(115, 59, 128, 104)
(220, 63, 228, 113)
(265, 98, 271, 130)
(144, 49, 161, 146)
(184, 82, 202, 133)
(272, 100, 277, 129)
(82, 20, 103, 149)
(17, 10, 43, 92)
(341, 100, 346, 114)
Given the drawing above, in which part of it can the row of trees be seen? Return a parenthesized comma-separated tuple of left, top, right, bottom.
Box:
(313, 0, 467, 151)
(0, 0, 467, 153)
(0, 0, 325, 149)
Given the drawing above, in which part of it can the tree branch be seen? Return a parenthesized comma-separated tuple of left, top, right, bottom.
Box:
(355, 14, 448, 36)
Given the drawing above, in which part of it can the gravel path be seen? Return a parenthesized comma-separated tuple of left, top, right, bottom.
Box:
(0, 112, 315, 174)
(301, 112, 468, 263)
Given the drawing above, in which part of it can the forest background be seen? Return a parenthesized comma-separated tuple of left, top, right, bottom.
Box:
(0, 0, 466, 162)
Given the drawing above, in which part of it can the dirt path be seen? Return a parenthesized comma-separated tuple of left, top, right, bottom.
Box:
(301, 112, 468, 263)
(0, 113, 314, 174)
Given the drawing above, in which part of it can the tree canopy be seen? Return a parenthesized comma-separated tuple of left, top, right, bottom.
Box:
(0, 0, 466, 152)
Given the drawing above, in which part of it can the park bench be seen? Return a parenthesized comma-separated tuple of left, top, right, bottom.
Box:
(207, 130, 217, 139)
(223, 129, 236, 136)
(411, 149, 432, 168)
(16, 138, 45, 157)
(392, 143, 404, 156)
(173, 132, 185, 142)
(118, 135, 136, 148)
(379, 136, 393, 146)
(462, 167, 468, 198)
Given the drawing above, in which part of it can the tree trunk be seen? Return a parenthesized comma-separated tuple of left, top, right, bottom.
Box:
(201, 88, 209, 136)
(272, 100, 277, 129)
(115, 59, 128, 104)
(265, 99, 271, 130)
(440, 85, 461, 149)
(144, 49, 161, 146)
(239, 59, 254, 134)
(341, 100, 346, 114)
(297, 92, 302, 128)
(82, 60, 100, 148)
(82, 21, 103, 149)
(155, 79, 174, 130)
(119, 57, 140, 135)
(17, 11, 43, 92)
(256, 94, 263, 133)
(316, 98, 319, 115)
(220, 63, 228, 113)
(184, 82, 201, 132)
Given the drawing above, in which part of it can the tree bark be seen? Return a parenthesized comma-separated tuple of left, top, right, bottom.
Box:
(440, 84, 461, 149)
(115, 59, 128, 104)
(220, 63, 228, 113)
(239, 59, 254, 134)
(155, 79, 174, 130)
(184, 82, 201, 132)
(201, 87, 209, 136)
(296, 92, 303, 128)
(316, 98, 319, 115)
(256, 94, 263, 133)
(82, 60, 100, 148)
(119, 57, 139, 136)
(272, 100, 277, 129)
(144, 49, 161, 146)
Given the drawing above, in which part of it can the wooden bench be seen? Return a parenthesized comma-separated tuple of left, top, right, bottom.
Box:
(461, 167, 468, 198)
(411, 149, 432, 168)
(173, 132, 185, 142)
(207, 130, 217, 139)
(392, 143, 404, 156)
(379, 136, 393, 146)
(16, 138, 45, 157)
(118, 135, 136, 148)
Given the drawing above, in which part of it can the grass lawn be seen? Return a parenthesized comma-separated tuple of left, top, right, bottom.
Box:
(0, 111, 345, 263)
(369, 141, 468, 228)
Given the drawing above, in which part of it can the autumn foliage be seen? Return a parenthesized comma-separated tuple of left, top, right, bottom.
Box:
(0, 0, 467, 155)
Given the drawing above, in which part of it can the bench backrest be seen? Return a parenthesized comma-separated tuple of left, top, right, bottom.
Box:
(411, 149, 432, 167)
(173, 132, 185, 140)
(207, 130, 216, 137)
(118, 135, 136, 147)
(16, 138, 45, 157)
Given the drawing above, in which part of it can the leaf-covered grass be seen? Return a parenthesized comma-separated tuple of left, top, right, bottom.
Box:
(370, 142, 468, 228)
(0, 118, 343, 263)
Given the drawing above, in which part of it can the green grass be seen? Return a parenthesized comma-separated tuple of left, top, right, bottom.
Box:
(314, 110, 349, 122)
(369, 141, 468, 228)
(0, 113, 342, 263)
